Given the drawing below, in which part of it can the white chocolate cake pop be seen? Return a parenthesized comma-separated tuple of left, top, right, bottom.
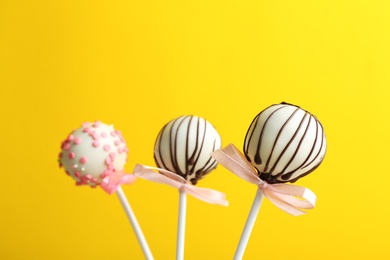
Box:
(243, 102, 326, 183)
(58, 121, 129, 187)
(154, 115, 222, 185)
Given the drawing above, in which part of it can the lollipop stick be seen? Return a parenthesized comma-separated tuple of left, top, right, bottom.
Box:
(115, 186, 154, 260)
(234, 189, 264, 260)
(176, 190, 187, 260)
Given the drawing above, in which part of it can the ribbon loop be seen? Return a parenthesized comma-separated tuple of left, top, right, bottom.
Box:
(133, 164, 228, 206)
(211, 144, 261, 185)
(211, 144, 316, 216)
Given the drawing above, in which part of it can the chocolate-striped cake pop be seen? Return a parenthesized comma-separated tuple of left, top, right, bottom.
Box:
(58, 121, 129, 187)
(154, 115, 222, 185)
(243, 102, 326, 184)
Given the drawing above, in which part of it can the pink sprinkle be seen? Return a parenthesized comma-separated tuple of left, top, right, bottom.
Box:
(84, 174, 92, 180)
(105, 157, 112, 165)
(118, 148, 123, 154)
(109, 152, 116, 159)
(74, 171, 80, 178)
(67, 135, 74, 142)
(83, 127, 90, 133)
(111, 131, 117, 137)
(103, 144, 110, 151)
(79, 156, 87, 164)
(92, 133, 99, 140)
(63, 143, 70, 150)
(68, 152, 75, 159)
(93, 140, 100, 147)
(93, 121, 101, 127)
(124, 147, 129, 153)
(74, 137, 82, 144)
(91, 178, 98, 183)
(101, 132, 107, 138)
(114, 140, 120, 146)
(108, 164, 114, 170)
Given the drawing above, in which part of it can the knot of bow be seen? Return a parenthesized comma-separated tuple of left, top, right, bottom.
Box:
(211, 144, 316, 216)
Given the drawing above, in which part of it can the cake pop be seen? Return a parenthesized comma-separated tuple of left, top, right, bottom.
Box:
(59, 121, 128, 187)
(154, 115, 222, 185)
(58, 121, 153, 259)
(243, 102, 326, 183)
(134, 115, 227, 260)
(211, 102, 326, 260)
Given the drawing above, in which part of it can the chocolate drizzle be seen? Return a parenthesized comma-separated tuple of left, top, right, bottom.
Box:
(243, 103, 326, 184)
(264, 107, 300, 173)
(154, 115, 221, 185)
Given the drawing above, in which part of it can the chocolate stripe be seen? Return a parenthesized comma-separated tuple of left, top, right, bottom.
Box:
(264, 106, 300, 173)
(280, 114, 314, 181)
(271, 110, 309, 177)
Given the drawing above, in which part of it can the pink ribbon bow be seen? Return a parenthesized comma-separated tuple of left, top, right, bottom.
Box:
(100, 172, 137, 194)
(210, 144, 316, 216)
(133, 164, 228, 206)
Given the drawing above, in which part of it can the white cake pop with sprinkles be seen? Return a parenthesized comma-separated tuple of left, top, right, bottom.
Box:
(58, 121, 129, 187)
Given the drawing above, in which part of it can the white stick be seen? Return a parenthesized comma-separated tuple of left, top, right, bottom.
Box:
(176, 190, 187, 260)
(116, 186, 154, 260)
(234, 189, 264, 260)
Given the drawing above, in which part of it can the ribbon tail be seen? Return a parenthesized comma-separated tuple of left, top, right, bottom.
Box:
(267, 184, 316, 209)
(186, 187, 229, 206)
(262, 188, 315, 216)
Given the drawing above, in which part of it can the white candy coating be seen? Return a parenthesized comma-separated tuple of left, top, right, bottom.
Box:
(244, 103, 326, 183)
(59, 121, 128, 187)
(154, 115, 222, 185)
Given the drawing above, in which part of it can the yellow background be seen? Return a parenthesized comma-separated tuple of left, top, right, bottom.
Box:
(1, 0, 389, 259)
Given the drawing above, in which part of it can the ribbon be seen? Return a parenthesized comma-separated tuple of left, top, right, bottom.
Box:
(210, 144, 316, 216)
(133, 164, 229, 206)
(100, 172, 137, 194)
